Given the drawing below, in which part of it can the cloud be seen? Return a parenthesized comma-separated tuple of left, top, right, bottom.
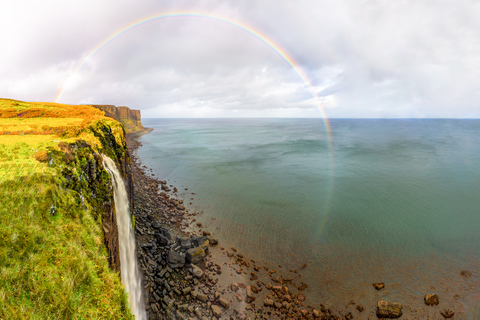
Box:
(2, 0, 480, 117)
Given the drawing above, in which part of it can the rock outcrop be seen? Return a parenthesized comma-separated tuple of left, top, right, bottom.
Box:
(92, 104, 147, 134)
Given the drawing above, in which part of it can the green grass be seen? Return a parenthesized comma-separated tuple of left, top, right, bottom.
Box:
(0, 99, 134, 319)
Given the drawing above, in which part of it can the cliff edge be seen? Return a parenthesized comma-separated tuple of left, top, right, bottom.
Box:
(0, 98, 137, 319)
(92, 104, 151, 134)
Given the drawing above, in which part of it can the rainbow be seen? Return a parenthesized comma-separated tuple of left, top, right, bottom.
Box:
(55, 11, 335, 236)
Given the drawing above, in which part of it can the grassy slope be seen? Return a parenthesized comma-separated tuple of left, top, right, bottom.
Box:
(0, 99, 134, 319)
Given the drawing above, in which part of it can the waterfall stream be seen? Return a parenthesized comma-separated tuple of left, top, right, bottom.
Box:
(103, 156, 146, 320)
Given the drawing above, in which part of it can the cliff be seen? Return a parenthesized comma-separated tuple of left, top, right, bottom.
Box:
(92, 104, 148, 134)
(0, 98, 136, 319)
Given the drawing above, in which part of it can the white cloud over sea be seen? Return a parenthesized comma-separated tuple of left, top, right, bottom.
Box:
(1, 0, 480, 118)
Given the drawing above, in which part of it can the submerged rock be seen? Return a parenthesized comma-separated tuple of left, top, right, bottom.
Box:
(373, 282, 385, 290)
(424, 293, 439, 306)
(376, 300, 403, 318)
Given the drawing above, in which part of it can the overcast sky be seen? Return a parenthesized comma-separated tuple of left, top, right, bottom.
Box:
(1, 0, 480, 118)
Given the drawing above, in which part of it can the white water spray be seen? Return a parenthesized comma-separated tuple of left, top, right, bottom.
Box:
(103, 156, 146, 320)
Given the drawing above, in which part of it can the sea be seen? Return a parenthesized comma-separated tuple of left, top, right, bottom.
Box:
(137, 118, 480, 319)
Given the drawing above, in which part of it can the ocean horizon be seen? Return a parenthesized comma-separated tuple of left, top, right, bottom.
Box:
(137, 118, 480, 318)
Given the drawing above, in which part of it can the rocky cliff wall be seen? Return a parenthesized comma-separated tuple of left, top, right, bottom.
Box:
(92, 105, 145, 134)
(58, 120, 134, 272)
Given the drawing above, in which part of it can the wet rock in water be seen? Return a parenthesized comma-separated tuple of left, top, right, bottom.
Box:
(219, 297, 230, 309)
(211, 305, 222, 318)
(373, 282, 385, 290)
(168, 251, 185, 269)
(460, 270, 472, 278)
(264, 297, 274, 307)
(208, 237, 219, 246)
(246, 286, 254, 298)
(424, 293, 439, 306)
(376, 301, 403, 318)
(186, 247, 206, 264)
(440, 309, 455, 318)
(230, 282, 239, 292)
(190, 264, 204, 278)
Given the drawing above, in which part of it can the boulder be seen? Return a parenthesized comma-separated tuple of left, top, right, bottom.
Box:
(197, 292, 208, 302)
(157, 234, 169, 246)
(230, 282, 239, 292)
(190, 264, 204, 278)
(167, 251, 185, 269)
(192, 236, 209, 251)
(376, 301, 403, 318)
(179, 237, 192, 249)
(424, 294, 439, 306)
(373, 282, 385, 290)
(211, 305, 222, 318)
(219, 297, 230, 309)
(186, 247, 206, 264)
(264, 297, 274, 307)
(246, 286, 254, 298)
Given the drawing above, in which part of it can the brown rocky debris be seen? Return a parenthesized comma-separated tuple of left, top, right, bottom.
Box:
(373, 282, 385, 290)
(424, 293, 439, 306)
(376, 300, 403, 318)
(440, 309, 455, 318)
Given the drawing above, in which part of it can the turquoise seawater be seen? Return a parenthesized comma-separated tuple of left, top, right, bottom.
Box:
(137, 118, 480, 318)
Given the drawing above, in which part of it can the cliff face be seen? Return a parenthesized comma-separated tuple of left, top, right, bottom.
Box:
(0, 98, 135, 318)
(92, 105, 146, 134)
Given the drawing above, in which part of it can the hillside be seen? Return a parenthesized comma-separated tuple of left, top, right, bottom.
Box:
(0, 98, 137, 319)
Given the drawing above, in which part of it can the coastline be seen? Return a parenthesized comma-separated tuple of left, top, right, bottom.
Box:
(126, 131, 348, 320)
(125, 127, 468, 320)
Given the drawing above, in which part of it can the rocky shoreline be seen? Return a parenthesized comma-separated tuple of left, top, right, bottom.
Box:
(126, 132, 353, 320)
(126, 131, 466, 320)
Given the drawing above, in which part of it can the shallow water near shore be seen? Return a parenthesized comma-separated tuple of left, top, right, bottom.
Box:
(137, 118, 480, 318)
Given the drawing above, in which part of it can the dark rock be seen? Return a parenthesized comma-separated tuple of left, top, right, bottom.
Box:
(151, 221, 161, 229)
(425, 294, 439, 306)
(167, 251, 185, 269)
(356, 305, 365, 312)
(192, 236, 209, 251)
(157, 234, 169, 246)
(376, 301, 403, 318)
(373, 282, 385, 290)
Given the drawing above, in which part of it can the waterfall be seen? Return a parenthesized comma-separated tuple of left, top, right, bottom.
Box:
(103, 156, 146, 320)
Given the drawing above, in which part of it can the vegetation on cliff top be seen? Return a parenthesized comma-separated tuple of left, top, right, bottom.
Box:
(0, 98, 134, 319)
